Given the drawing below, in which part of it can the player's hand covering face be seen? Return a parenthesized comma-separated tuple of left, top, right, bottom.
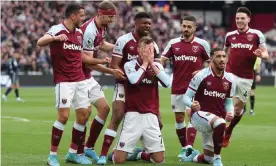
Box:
(139, 43, 154, 64)
(182, 20, 196, 38)
(72, 9, 85, 28)
(212, 50, 227, 71)
(236, 13, 250, 31)
(136, 18, 152, 36)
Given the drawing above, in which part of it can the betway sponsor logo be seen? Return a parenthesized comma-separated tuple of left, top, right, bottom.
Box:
(142, 78, 153, 84)
(174, 55, 197, 62)
(204, 89, 226, 99)
(231, 43, 253, 50)
(128, 54, 138, 60)
(63, 43, 82, 51)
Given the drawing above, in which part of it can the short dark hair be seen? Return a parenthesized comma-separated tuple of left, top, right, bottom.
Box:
(138, 36, 153, 46)
(98, 0, 117, 10)
(65, 3, 84, 18)
(134, 12, 152, 21)
(183, 15, 197, 24)
(211, 47, 224, 57)
(236, 7, 251, 17)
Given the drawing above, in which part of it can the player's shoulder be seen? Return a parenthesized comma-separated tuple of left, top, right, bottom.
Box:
(47, 23, 67, 36)
(81, 18, 96, 34)
(117, 33, 134, 43)
(194, 37, 210, 49)
(225, 30, 239, 39)
(248, 28, 264, 37)
(224, 71, 235, 83)
(124, 58, 137, 67)
(168, 37, 181, 45)
(194, 67, 212, 79)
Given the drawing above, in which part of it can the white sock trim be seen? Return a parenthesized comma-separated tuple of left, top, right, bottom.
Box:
(73, 122, 85, 132)
(50, 151, 57, 155)
(212, 118, 226, 128)
(95, 115, 105, 125)
(105, 129, 117, 137)
(69, 148, 77, 153)
(214, 154, 221, 159)
(204, 155, 214, 163)
(175, 122, 185, 129)
(53, 120, 65, 131)
(192, 155, 199, 162)
(187, 121, 193, 128)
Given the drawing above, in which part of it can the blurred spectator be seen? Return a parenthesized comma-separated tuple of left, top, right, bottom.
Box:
(1, 1, 275, 75)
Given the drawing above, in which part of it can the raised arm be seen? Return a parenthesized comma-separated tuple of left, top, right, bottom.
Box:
(124, 61, 148, 85)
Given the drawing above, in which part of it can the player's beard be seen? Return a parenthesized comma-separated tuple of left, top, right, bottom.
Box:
(214, 61, 225, 72)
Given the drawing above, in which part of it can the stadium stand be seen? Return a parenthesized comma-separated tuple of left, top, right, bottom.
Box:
(1, 1, 276, 76)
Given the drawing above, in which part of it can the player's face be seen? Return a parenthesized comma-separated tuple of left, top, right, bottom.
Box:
(138, 43, 154, 60)
(72, 9, 85, 28)
(136, 18, 152, 36)
(236, 12, 250, 31)
(182, 20, 196, 38)
(100, 15, 116, 26)
(212, 50, 227, 71)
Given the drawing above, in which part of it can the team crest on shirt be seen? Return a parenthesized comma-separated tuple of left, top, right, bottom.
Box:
(77, 36, 82, 44)
(247, 34, 254, 41)
(119, 142, 125, 148)
(175, 48, 180, 51)
(222, 82, 229, 90)
(130, 46, 134, 50)
(192, 46, 199, 53)
(62, 98, 67, 104)
(232, 37, 236, 40)
(172, 105, 176, 110)
(207, 81, 212, 86)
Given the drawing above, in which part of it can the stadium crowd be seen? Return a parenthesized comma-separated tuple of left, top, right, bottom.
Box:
(1, 1, 276, 75)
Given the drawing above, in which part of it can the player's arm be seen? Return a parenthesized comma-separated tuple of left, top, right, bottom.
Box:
(224, 98, 234, 122)
(110, 37, 126, 71)
(153, 42, 161, 63)
(151, 63, 170, 87)
(160, 40, 173, 66)
(161, 56, 169, 66)
(82, 51, 110, 65)
(86, 64, 125, 80)
(82, 30, 110, 65)
(37, 34, 67, 47)
(124, 61, 148, 84)
(183, 72, 204, 111)
(100, 41, 114, 52)
(37, 25, 68, 47)
(256, 31, 269, 60)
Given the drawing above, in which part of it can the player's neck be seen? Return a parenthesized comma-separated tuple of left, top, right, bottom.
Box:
(63, 19, 75, 32)
(211, 64, 224, 77)
(182, 34, 194, 42)
(134, 31, 143, 40)
(238, 26, 249, 33)
(95, 16, 104, 29)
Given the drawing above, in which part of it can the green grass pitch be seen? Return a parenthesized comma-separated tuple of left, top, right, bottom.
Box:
(1, 86, 276, 166)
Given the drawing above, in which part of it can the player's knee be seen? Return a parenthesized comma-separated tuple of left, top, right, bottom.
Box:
(87, 106, 92, 116)
(113, 154, 126, 164)
(76, 110, 90, 124)
(58, 114, 69, 124)
(150, 156, 165, 163)
(250, 90, 254, 96)
(212, 118, 226, 128)
(175, 112, 185, 123)
(99, 104, 110, 120)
